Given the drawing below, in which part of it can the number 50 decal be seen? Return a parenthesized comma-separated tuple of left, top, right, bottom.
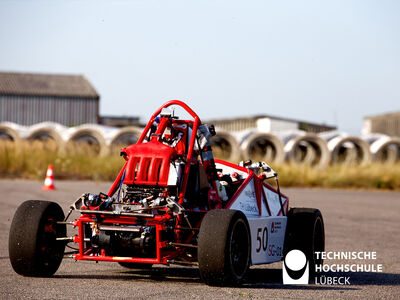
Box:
(256, 227, 268, 252)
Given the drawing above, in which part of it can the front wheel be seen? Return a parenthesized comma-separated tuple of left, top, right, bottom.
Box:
(284, 207, 325, 280)
(9, 200, 66, 277)
(198, 209, 251, 286)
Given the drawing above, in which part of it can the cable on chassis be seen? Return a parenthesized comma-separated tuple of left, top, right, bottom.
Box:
(9, 100, 325, 286)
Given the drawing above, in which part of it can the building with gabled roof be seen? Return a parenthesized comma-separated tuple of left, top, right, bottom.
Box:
(206, 114, 336, 133)
(0, 72, 99, 126)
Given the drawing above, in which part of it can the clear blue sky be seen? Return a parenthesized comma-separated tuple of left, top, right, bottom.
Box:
(1, 0, 399, 134)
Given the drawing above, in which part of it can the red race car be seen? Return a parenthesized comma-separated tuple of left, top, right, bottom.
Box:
(9, 100, 324, 286)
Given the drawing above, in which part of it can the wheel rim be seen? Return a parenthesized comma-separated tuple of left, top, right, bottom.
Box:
(229, 219, 249, 278)
(39, 216, 64, 269)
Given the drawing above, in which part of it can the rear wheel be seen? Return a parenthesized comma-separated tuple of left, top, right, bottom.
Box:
(198, 210, 251, 286)
(284, 208, 325, 280)
(9, 200, 66, 276)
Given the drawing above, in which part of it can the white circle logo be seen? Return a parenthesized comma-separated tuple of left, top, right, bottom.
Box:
(285, 249, 307, 271)
(282, 249, 309, 284)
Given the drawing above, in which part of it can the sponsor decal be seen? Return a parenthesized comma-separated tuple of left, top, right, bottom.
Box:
(239, 200, 258, 214)
(268, 244, 283, 257)
(270, 221, 281, 234)
(245, 190, 256, 199)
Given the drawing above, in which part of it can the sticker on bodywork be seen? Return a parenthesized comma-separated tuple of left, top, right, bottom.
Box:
(247, 216, 287, 265)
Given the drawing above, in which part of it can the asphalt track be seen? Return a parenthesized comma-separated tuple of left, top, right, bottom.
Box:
(1, 179, 399, 299)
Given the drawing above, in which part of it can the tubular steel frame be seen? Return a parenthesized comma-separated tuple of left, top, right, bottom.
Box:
(70, 100, 289, 265)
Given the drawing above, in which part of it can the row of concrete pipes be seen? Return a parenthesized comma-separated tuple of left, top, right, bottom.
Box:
(1, 122, 399, 167)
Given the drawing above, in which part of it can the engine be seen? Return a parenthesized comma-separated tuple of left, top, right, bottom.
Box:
(75, 190, 183, 258)
(89, 224, 157, 258)
(121, 185, 169, 204)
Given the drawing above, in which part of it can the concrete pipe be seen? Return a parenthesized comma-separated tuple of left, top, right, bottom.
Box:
(210, 129, 241, 162)
(0, 122, 21, 143)
(282, 131, 330, 168)
(110, 126, 142, 147)
(240, 132, 284, 164)
(27, 122, 67, 152)
(327, 135, 371, 165)
(68, 125, 110, 156)
(109, 126, 143, 154)
(369, 136, 400, 164)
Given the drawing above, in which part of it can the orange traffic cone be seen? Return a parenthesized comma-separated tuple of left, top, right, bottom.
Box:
(42, 165, 56, 190)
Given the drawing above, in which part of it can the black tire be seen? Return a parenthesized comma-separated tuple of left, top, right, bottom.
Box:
(198, 209, 251, 286)
(284, 208, 325, 281)
(118, 262, 153, 269)
(9, 200, 66, 277)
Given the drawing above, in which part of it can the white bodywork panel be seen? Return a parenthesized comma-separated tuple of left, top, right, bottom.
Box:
(247, 216, 287, 265)
(228, 176, 288, 217)
(229, 177, 260, 216)
(263, 186, 286, 216)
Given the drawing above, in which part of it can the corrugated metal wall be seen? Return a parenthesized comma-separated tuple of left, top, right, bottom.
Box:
(369, 115, 400, 137)
(0, 95, 99, 126)
(212, 119, 258, 132)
